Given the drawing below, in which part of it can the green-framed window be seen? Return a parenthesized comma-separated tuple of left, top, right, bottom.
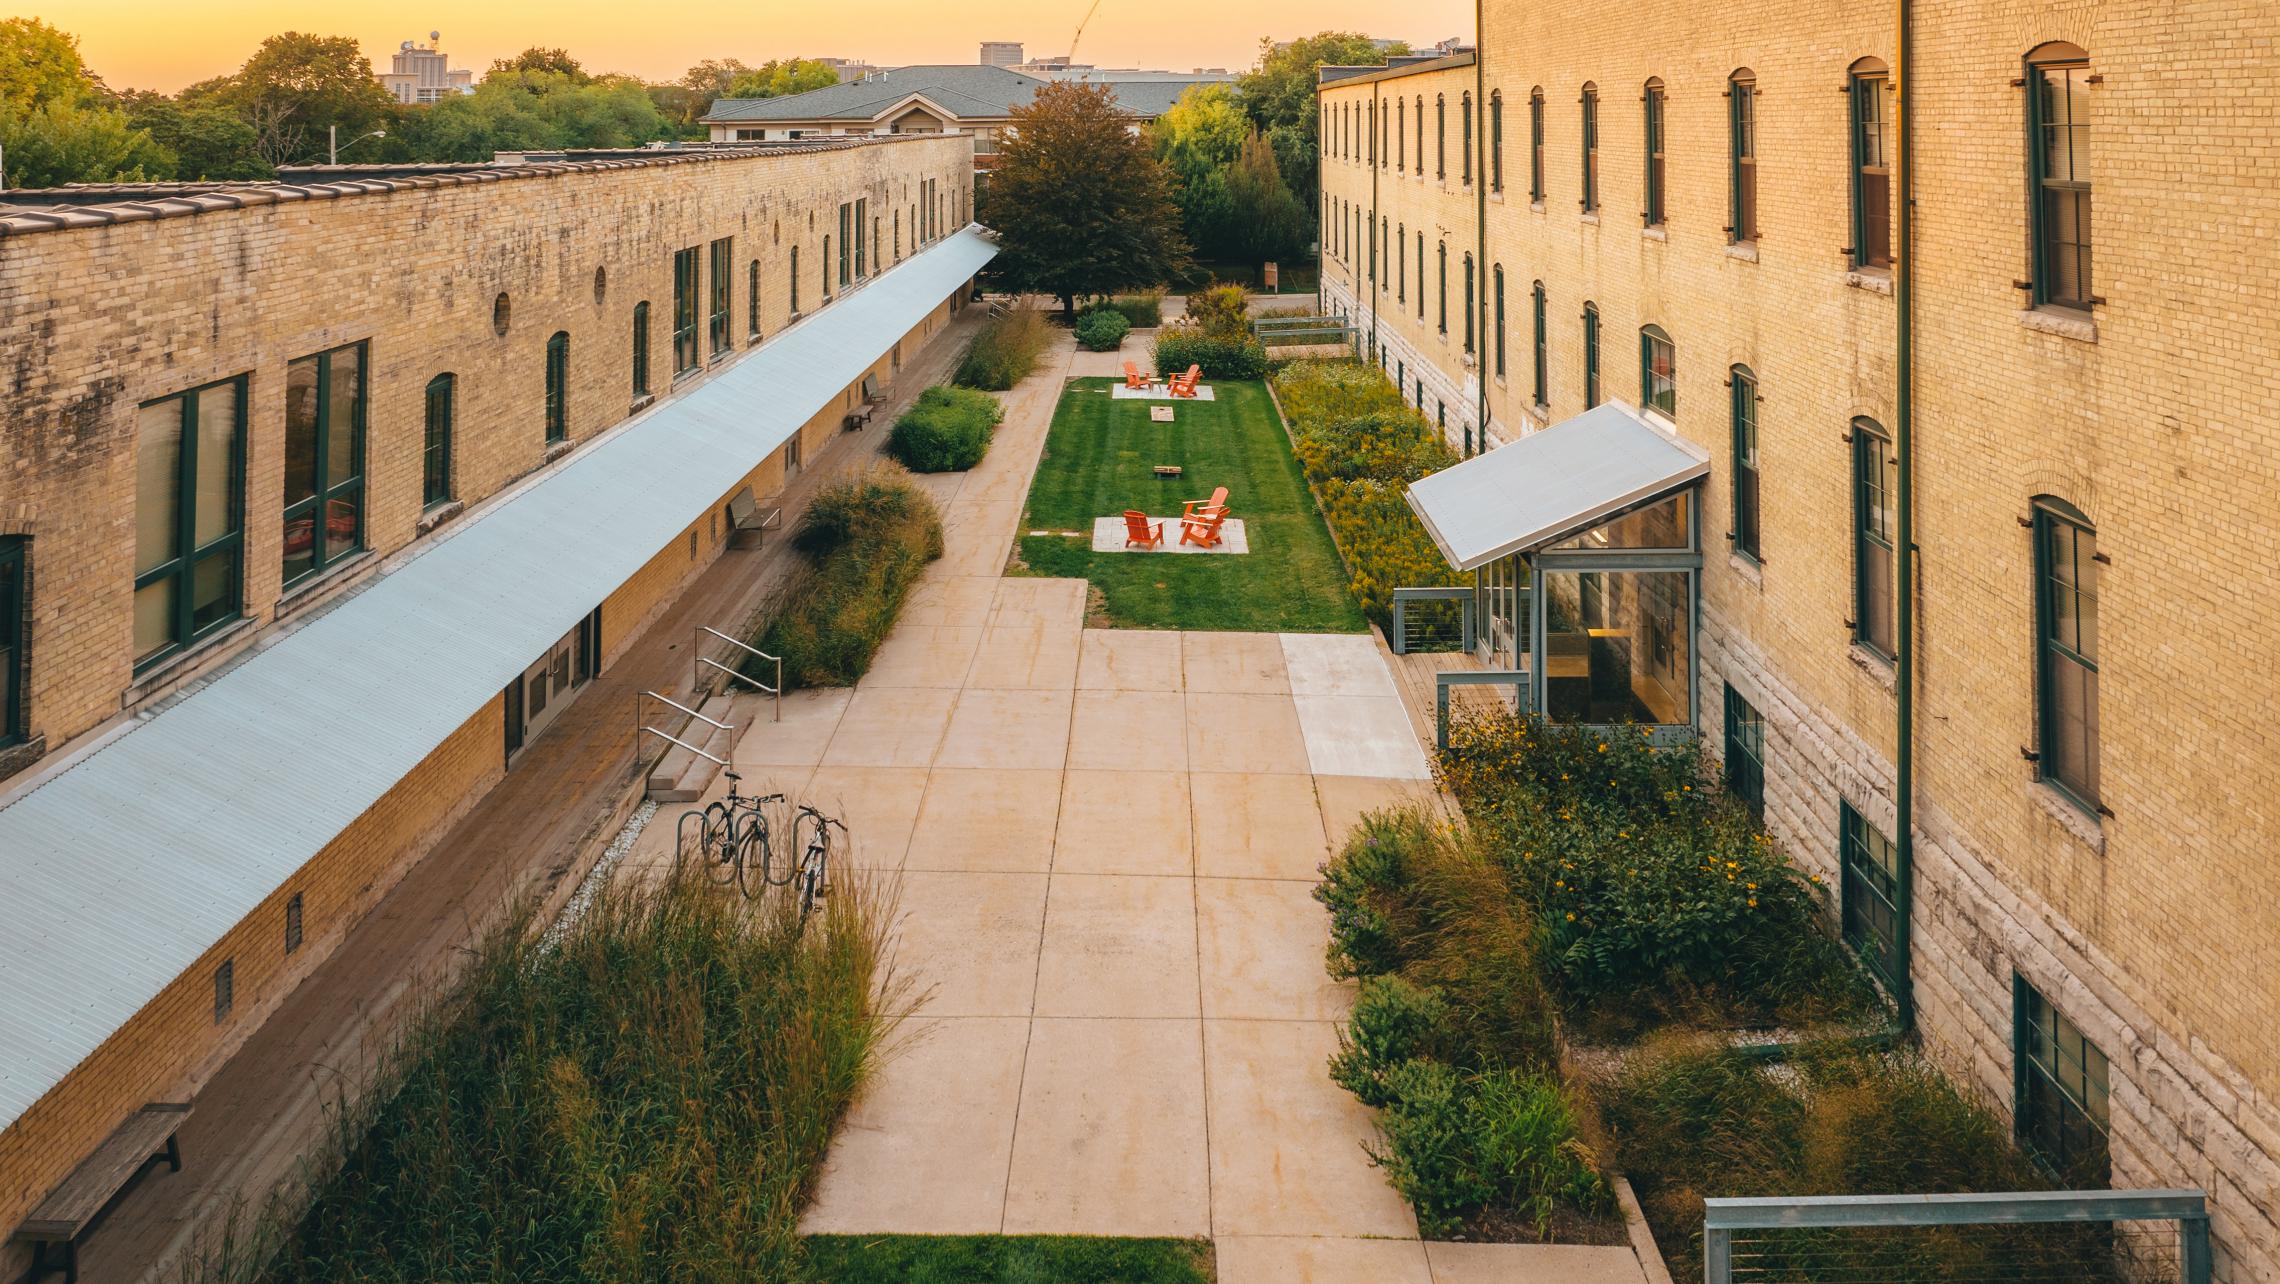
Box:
(1492, 266, 1506, 380)
(1531, 280, 1547, 405)
(790, 246, 800, 313)
(1849, 62, 1893, 269)
(854, 198, 868, 278)
(1413, 94, 1422, 175)
(1582, 302, 1600, 407)
(134, 376, 245, 670)
(748, 260, 762, 337)
(422, 374, 454, 508)
(2027, 44, 2093, 309)
(1397, 223, 1406, 301)
(1529, 87, 1545, 201)
(2013, 976, 2111, 1184)
(543, 332, 569, 444)
(1642, 78, 1667, 226)
(0, 536, 24, 748)
(1416, 232, 1426, 318)
(1489, 90, 1504, 191)
(1395, 97, 1404, 170)
(1852, 417, 1895, 657)
(1731, 365, 1760, 560)
(1839, 802, 1900, 990)
(708, 236, 733, 358)
(1463, 254, 1476, 353)
(2034, 498, 2100, 811)
(1729, 72, 1757, 242)
(1436, 94, 1446, 179)
(1722, 684, 1763, 818)
(282, 342, 366, 588)
(837, 203, 853, 287)
(1580, 83, 1599, 212)
(1461, 92, 1473, 183)
(672, 246, 700, 374)
(632, 301, 652, 396)
(1437, 241, 1448, 333)
(1639, 323, 1675, 419)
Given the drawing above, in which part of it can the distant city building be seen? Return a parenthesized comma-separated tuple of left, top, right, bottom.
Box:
(818, 56, 879, 83)
(978, 41, 1024, 67)
(378, 32, 473, 105)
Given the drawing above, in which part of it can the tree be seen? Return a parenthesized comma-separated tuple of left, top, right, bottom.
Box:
(490, 48, 588, 82)
(1236, 32, 1404, 233)
(679, 59, 756, 103)
(0, 16, 92, 116)
(1147, 83, 1248, 261)
(218, 32, 394, 166)
(0, 99, 170, 186)
(725, 59, 839, 100)
(1221, 129, 1308, 281)
(980, 81, 1190, 317)
(119, 94, 272, 179)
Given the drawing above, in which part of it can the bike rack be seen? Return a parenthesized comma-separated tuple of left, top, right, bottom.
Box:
(696, 625, 783, 722)
(636, 689, 730, 767)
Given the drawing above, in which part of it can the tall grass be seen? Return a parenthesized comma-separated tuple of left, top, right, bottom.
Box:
(234, 860, 903, 1283)
(756, 470, 944, 688)
(954, 307, 1052, 390)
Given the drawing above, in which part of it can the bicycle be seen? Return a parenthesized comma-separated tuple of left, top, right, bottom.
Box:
(676, 771, 781, 888)
(790, 803, 846, 925)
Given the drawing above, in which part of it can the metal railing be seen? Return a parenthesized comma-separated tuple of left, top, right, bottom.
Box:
(1434, 669, 1530, 749)
(1390, 585, 1475, 654)
(1251, 314, 1358, 347)
(1704, 1188, 2212, 1284)
(636, 689, 729, 768)
(696, 625, 781, 722)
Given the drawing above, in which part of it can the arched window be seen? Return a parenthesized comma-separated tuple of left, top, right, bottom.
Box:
(1639, 323, 1675, 418)
(2025, 42, 2093, 308)
(1643, 78, 1667, 225)
(1580, 83, 1600, 211)
(1848, 58, 1893, 268)
(1529, 88, 1545, 201)
(2031, 495, 2099, 808)
(1850, 416, 1895, 656)
(1729, 365, 1759, 559)
(1490, 90, 1505, 192)
(422, 373, 454, 508)
(1728, 70, 1758, 242)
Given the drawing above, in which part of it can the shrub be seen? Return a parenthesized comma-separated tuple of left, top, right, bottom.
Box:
(1316, 808, 1438, 979)
(758, 470, 944, 688)
(954, 307, 1052, 390)
(1152, 325, 1268, 380)
(1372, 1061, 1611, 1239)
(887, 385, 1002, 472)
(1073, 308, 1130, 351)
(1110, 291, 1164, 327)
(1183, 281, 1251, 338)
(1330, 975, 1454, 1107)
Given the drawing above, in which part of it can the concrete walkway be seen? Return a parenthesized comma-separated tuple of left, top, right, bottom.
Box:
(641, 335, 1650, 1283)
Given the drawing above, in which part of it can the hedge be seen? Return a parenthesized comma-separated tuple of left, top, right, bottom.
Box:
(887, 385, 1003, 472)
(1074, 308, 1130, 351)
(753, 471, 943, 688)
(1152, 326, 1269, 381)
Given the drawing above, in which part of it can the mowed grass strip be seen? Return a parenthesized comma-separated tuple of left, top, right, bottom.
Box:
(1016, 378, 1365, 633)
(805, 1234, 1215, 1283)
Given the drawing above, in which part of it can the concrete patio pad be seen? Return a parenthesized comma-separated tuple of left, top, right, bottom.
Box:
(1182, 630, 1292, 693)
(821, 686, 957, 768)
(1281, 631, 1402, 698)
(1089, 514, 1252, 555)
(859, 623, 982, 689)
(1215, 1236, 1435, 1284)
(1001, 1018, 1211, 1237)
(1186, 690, 1312, 774)
(892, 871, 1048, 1017)
(1426, 1241, 1650, 1283)
(1033, 874, 1201, 1018)
(802, 765, 929, 868)
(907, 767, 1063, 872)
(1196, 878, 1352, 1020)
(965, 619, 1083, 690)
(1076, 628, 1185, 691)
(1204, 1018, 1419, 1238)
(1190, 772, 1332, 881)
(1053, 770, 1193, 875)
(1067, 688, 1188, 771)
(730, 686, 852, 766)
(937, 687, 1072, 768)
(1294, 693, 1435, 779)
(903, 574, 1001, 628)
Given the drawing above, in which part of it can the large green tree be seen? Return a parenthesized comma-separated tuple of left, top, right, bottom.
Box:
(725, 58, 839, 99)
(1147, 83, 1249, 262)
(490, 48, 588, 82)
(980, 81, 1189, 317)
(0, 16, 92, 116)
(1221, 129, 1308, 280)
(216, 32, 394, 166)
(1236, 32, 1404, 233)
(390, 72, 675, 162)
(117, 92, 272, 179)
(0, 17, 175, 185)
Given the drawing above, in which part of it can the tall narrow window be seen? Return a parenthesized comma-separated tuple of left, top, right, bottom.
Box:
(2028, 44, 2093, 308)
(1462, 93, 1474, 183)
(1639, 324, 1675, 418)
(284, 891, 303, 953)
(748, 260, 762, 337)
(1580, 84, 1599, 211)
(1529, 88, 1545, 201)
(1414, 95, 1423, 174)
(214, 959, 234, 1023)
(854, 198, 869, 278)
(1493, 267, 1507, 380)
(0, 537, 23, 748)
(1840, 803, 1901, 990)
(1395, 97, 1404, 170)
(1397, 224, 1406, 301)
(2014, 977, 2111, 1184)
(672, 246, 700, 374)
(1381, 218, 1390, 292)
(708, 236, 733, 358)
(1852, 418, 1895, 657)
(1416, 233, 1426, 319)
(1643, 78, 1667, 226)
(823, 236, 833, 298)
(1722, 685, 1764, 818)
(837, 203, 853, 286)
(1463, 255, 1476, 353)
(1729, 71, 1758, 242)
(422, 374, 454, 509)
(1436, 242, 1448, 333)
(1582, 303, 1601, 406)
(1730, 366, 1760, 560)
(1436, 95, 1446, 178)
(632, 301, 652, 396)
(1531, 280, 1547, 405)
(2034, 498, 2100, 810)
(1850, 61, 1893, 268)
(136, 376, 246, 675)
(282, 343, 365, 587)
(790, 246, 800, 313)
(1368, 98, 1376, 166)
(543, 332, 569, 443)
(1490, 90, 1504, 191)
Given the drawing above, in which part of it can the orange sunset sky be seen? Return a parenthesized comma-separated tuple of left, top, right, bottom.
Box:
(43, 0, 1475, 94)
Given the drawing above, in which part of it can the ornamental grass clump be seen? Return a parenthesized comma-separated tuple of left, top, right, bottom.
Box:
(886, 385, 1003, 473)
(757, 470, 943, 688)
(954, 306, 1052, 390)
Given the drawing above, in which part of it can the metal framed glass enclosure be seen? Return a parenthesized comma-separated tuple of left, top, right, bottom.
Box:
(1407, 400, 1708, 741)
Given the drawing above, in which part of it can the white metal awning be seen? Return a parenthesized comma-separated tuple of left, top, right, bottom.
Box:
(0, 228, 997, 1134)
(1405, 401, 1709, 572)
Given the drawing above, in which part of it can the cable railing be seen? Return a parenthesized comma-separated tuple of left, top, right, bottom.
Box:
(1390, 585, 1475, 654)
(696, 624, 781, 722)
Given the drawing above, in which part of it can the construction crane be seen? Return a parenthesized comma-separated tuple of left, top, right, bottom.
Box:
(1067, 0, 1107, 63)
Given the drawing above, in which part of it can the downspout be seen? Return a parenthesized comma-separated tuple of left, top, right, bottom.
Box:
(1371, 80, 1381, 365)
(1473, 22, 1490, 456)
(1892, 0, 1919, 1035)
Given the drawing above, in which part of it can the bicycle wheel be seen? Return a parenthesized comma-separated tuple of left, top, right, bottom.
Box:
(733, 816, 774, 900)
(702, 804, 741, 886)
(797, 864, 820, 928)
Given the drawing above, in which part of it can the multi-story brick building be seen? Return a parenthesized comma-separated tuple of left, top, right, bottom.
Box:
(1323, 2, 2280, 1274)
(0, 135, 988, 1267)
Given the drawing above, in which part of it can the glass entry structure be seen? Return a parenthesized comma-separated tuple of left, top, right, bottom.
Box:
(1408, 400, 1708, 737)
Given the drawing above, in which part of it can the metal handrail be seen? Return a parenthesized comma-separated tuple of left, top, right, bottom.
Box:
(1391, 585, 1477, 655)
(640, 689, 729, 732)
(1434, 668, 1530, 748)
(696, 625, 782, 722)
(634, 689, 733, 772)
(640, 726, 727, 767)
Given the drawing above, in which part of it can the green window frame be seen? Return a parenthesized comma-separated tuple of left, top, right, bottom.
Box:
(854, 198, 868, 278)
(1639, 323, 1675, 419)
(748, 260, 762, 337)
(708, 236, 733, 358)
(1531, 280, 1547, 405)
(1436, 94, 1446, 179)
(1413, 95, 1422, 174)
(790, 246, 801, 313)
(1492, 266, 1506, 380)
(632, 301, 652, 396)
(1461, 92, 1473, 183)
(1416, 233, 1425, 318)
(133, 376, 246, 671)
(1729, 72, 1757, 242)
(282, 343, 365, 589)
(1395, 98, 1404, 170)
(1722, 683, 1763, 818)
(1849, 64, 1893, 268)
(1642, 79, 1666, 226)
(1489, 90, 1503, 191)
(1529, 88, 1545, 201)
(422, 373, 454, 509)
(2027, 45, 2093, 309)
(1730, 365, 1760, 560)
(672, 246, 700, 374)
(544, 331, 569, 443)
(2013, 976, 2111, 1184)
(0, 536, 23, 749)
(1582, 302, 1600, 407)
(1840, 802, 1901, 991)
(1462, 255, 1475, 353)
(2033, 498, 2100, 811)
(1436, 241, 1447, 333)
(837, 203, 853, 286)
(1397, 223, 1406, 301)
(1580, 84, 1599, 212)
(1852, 418, 1895, 657)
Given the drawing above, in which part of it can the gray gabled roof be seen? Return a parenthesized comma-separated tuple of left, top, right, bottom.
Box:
(0, 228, 998, 1135)
(703, 64, 1232, 124)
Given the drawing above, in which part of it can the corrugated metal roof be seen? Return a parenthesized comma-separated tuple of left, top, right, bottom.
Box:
(1404, 401, 1709, 572)
(0, 227, 997, 1134)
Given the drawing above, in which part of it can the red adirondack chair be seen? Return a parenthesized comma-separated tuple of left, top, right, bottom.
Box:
(1167, 365, 1202, 397)
(1123, 510, 1166, 548)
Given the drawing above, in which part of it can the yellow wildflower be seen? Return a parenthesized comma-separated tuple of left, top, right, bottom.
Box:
(1565, 911, 1577, 922)
(1748, 897, 1759, 908)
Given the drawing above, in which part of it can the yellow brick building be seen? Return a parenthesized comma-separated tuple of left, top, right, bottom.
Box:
(1324, 2, 2280, 1272)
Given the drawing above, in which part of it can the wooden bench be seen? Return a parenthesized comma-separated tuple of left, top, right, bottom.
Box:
(12, 1103, 190, 1283)
(843, 373, 889, 431)
(724, 487, 782, 550)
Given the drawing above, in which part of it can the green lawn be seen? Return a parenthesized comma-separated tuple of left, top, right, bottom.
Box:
(805, 1235, 1214, 1282)
(1016, 378, 1366, 633)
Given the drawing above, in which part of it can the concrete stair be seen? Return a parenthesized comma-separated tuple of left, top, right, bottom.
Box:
(645, 694, 738, 802)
